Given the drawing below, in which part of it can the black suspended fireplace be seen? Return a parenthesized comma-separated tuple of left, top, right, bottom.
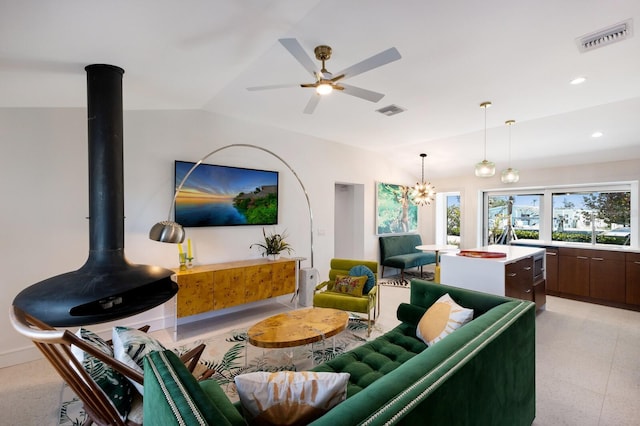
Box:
(13, 64, 178, 327)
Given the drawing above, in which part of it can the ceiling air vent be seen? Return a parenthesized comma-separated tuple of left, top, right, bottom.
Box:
(577, 19, 633, 53)
(376, 104, 406, 116)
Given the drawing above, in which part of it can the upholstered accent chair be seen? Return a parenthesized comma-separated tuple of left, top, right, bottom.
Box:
(9, 306, 207, 426)
(312, 258, 379, 336)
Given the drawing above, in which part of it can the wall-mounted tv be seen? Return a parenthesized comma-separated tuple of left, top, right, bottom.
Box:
(174, 160, 279, 227)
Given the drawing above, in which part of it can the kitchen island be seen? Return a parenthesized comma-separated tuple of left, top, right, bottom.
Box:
(440, 245, 546, 309)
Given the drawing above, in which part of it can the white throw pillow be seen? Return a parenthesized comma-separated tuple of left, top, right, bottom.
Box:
(71, 328, 133, 419)
(112, 326, 165, 395)
(235, 371, 350, 425)
(416, 293, 474, 346)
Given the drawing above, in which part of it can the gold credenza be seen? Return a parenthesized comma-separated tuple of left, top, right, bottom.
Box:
(172, 258, 296, 319)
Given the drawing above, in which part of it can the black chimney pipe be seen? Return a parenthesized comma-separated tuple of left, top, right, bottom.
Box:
(13, 64, 178, 327)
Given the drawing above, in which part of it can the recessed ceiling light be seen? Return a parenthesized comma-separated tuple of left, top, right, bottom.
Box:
(591, 131, 603, 138)
(570, 76, 587, 85)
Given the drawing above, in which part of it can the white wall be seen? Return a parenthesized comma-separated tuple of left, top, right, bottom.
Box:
(0, 107, 414, 367)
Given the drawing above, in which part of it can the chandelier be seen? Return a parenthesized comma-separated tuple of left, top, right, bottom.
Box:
(475, 101, 496, 177)
(410, 153, 436, 206)
(501, 119, 520, 183)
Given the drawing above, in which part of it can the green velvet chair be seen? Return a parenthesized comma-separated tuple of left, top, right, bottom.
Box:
(312, 258, 379, 336)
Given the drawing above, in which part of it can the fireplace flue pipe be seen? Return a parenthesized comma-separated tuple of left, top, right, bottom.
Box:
(13, 64, 178, 327)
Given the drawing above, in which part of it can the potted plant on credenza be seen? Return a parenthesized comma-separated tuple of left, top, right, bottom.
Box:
(250, 228, 293, 260)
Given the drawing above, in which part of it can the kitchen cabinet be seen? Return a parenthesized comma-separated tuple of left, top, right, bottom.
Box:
(512, 241, 640, 311)
(626, 252, 640, 305)
(558, 248, 625, 303)
(505, 256, 534, 303)
(545, 248, 559, 292)
(558, 248, 590, 297)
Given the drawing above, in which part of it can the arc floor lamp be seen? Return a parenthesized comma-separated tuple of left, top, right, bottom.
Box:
(149, 143, 314, 267)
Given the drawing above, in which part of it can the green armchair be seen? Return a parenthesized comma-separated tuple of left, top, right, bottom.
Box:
(312, 258, 379, 336)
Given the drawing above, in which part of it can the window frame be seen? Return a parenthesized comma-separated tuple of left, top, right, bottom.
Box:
(481, 181, 638, 247)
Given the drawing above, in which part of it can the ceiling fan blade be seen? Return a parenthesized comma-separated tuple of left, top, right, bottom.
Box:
(303, 94, 321, 114)
(340, 84, 385, 103)
(247, 83, 299, 91)
(279, 38, 318, 77)
(335, 47, 401, 80)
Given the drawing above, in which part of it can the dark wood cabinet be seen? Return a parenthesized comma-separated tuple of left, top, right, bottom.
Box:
(557, 247, 630, 306)
(558, 248, 590, 297)
(626, 252, 640, 305)
(588, 250, 625, 303)
(545, 248, 559, 292)
(513, 242, 639, 311)
(505, 255, 546, 309)
(505, 256, 535, 303)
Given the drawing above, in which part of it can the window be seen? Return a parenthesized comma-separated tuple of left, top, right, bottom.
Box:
(552, 191, 631, 245)
(486, 194, 541, 244)
(446, 195, 460, 246)
(483, 183, 635, 247)
(436, 192, 461, 246)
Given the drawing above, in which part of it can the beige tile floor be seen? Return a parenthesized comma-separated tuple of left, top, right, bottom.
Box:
(1, 283, 639, 425)
(533, 295, 640, 425)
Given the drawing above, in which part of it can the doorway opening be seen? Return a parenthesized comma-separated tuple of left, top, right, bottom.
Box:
(334, 183, 365, 259)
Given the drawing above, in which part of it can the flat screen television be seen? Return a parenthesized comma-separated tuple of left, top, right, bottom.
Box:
(174, 160, 279, 227)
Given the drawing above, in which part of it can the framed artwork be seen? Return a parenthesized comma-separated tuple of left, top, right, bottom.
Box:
(376, 182, 418, 234)
(175, 160, 279, 227)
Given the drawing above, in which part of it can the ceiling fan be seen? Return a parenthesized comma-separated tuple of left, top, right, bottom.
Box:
(247, 38, 401, 114)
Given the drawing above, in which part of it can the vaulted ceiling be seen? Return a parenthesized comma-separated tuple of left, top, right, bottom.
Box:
(2, 0, 640, 178)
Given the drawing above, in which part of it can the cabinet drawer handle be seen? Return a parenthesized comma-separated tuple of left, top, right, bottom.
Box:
(635, 261, 640, 265)
(577, 256, 588, 259)
(546, 252, 557, 256)
(507, 273, 517, 277)
(523, 266, 532, 271)
(525, 289, 532, 293)
(591, 257, 604, 261)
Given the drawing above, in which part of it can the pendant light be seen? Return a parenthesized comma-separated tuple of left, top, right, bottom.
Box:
(475, 101, 495, 177)
(501, 119, 520, 183)
(410, 153, 436, 206)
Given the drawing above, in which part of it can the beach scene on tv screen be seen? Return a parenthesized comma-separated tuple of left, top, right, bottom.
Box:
(175, 161, 278, 227)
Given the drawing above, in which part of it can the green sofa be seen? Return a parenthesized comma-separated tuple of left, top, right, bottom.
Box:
(143, 280, 536, 425)
(379, 234, 435, 281)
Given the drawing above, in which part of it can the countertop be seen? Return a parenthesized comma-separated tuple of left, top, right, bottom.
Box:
(510, 239, 640, 254)
(441, 245, 545, 263)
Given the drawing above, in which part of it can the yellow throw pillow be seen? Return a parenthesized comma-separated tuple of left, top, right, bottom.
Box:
(416, 293, 474, 346)
(235, 371, 350, 425)
(331, 274, 367, 297)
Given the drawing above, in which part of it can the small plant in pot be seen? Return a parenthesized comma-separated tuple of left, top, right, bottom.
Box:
(250, 228, 293, 260)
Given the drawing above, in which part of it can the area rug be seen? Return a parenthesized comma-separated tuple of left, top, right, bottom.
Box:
(379, 269, 434, 287)
(58, 316, 383, 425)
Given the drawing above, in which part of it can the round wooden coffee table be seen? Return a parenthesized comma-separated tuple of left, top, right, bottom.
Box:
(247, 307, 349, 349)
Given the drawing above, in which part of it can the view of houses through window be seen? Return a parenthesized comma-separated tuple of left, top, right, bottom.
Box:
(485, 187, 632, 247)
(488, 194, 541, 244)
(552, 191, 631, 245)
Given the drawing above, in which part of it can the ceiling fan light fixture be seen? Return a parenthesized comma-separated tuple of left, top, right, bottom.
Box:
(475, 101, 495, 177)
(410, 153, 436, 206)
(316, 83, 333, 95)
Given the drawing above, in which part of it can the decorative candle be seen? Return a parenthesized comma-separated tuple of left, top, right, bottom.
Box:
(187, 239, 193, 258)
(178, 243, 183, 255)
